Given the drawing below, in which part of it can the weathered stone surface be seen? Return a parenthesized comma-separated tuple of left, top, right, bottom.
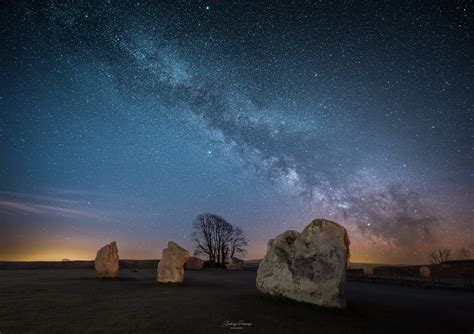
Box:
(420, 265, 431, 278)
(185, 256, 204, 270)
(256, 219, 350, 308)
(157, 241, 190, 283)
(226, 257, 244, 270)
(94, 241, 119, 278)
(363, 265, 374, 275)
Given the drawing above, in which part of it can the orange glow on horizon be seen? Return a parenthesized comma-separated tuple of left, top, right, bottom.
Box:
(0, 243, 435, 265)
(1, 229, 468, 265)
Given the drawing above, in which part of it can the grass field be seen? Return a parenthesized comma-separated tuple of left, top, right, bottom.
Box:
(0, 269, 472, 333)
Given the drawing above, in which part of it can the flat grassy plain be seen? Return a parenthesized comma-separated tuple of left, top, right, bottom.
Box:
(0, 269, 472, 333)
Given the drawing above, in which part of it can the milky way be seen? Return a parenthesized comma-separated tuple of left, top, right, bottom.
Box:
(0, 1, 472, 263)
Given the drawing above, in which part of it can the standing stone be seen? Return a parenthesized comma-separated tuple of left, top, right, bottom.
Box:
(420, 265, 431, 278)
(157, 241, 190, 283)
(185, 256, 205, 270)
(226, 257, 245, 270)
(256, 219, 350, 309)
(363, 265, 374, 275)
(95, 241, 119, 278)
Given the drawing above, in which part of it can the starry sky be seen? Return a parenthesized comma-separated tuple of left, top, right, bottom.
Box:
(0, 1, 472, 264)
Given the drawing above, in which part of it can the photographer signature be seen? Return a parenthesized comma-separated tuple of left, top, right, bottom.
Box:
(222, 320, 253, 330)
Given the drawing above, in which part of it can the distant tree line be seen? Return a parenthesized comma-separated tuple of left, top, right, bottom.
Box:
(429, 247, 472, 265)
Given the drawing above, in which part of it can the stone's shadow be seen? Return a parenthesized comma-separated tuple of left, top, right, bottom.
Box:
(256, 293, 349, 315)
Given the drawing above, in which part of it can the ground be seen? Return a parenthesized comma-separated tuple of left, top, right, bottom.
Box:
(0, 269, 472, 333)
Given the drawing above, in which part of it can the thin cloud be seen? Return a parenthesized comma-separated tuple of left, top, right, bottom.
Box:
(0, 194, 117, 223)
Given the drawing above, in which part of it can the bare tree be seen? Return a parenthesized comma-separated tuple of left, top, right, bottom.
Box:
(429, 248, 451, 265)
(456, 247, 472, 260)
(229, 226, 247, 259)
(191, 213, 248, 267)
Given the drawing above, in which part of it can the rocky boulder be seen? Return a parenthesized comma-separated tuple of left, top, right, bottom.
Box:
(185, 256, 204, 270)
(256, 219, 350, 308)
(157, 241, 190, 283)
(95, 241, 119, 278)
(363, 265, 374, 275)
(226, 257, 245, 270)
(420, 265, 431, 278)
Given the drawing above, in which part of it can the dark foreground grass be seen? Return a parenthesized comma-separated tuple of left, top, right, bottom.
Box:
(0, 269, 472, 333)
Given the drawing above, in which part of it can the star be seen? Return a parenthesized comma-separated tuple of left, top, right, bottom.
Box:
(0, 0, 470, 264)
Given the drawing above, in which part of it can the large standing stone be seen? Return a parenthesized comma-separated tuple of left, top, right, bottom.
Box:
(157, 241, 190, 283)
(95, 241, 119, 278)
(185, 256, 205, 270)
(256, 219, 350, 308)
(226, 257, 245, 270)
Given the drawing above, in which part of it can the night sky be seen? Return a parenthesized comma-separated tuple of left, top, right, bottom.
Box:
(1, 1, 472, 263)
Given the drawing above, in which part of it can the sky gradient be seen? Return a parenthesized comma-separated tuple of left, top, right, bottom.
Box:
(1, 1, 472, 264)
